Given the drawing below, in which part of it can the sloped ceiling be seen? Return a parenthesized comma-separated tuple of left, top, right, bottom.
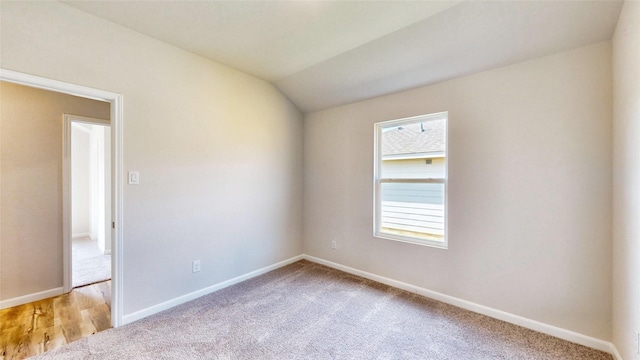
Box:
(63, 0, 622, 113)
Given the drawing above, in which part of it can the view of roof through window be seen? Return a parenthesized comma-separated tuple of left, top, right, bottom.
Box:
(381, 119, 446, 157)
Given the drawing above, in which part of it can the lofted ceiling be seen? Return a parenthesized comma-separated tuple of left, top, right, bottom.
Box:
(63, 0, 623, 113)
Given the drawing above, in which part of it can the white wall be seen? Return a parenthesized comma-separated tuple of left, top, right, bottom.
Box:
(104, 126, 112, 254)
(71, 124, 92, 237)
(71, 122, 110, 252)
(89, 124, 112, 254)
(612, 1, 640, 358)
(304, 42, 612, 340)
(0, 1, 303, 315)
(0, 82, 110, 301)
(89, 125, 99, 241)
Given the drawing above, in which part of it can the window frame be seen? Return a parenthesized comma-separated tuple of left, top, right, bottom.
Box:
(373, 112, 448, 249)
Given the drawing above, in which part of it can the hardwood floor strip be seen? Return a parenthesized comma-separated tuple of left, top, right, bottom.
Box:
(86, 304, 111, 332)
(95, 282, 111, 309)
(74, 288, 99, 311)
(32, 300, 55, 329)
(52, 293, 82, 326)
(60, 323, 83, 344)
(0, 281, 111, 359)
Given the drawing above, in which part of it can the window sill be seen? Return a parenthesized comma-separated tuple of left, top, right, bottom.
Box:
(374, 231, 448, 250)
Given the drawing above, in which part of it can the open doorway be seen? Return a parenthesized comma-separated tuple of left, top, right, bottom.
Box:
(1, 68, 124, 328)
(67, 116, 112, 288)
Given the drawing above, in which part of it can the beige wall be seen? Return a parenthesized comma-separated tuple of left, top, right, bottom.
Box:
(0, 1, 303, 315)
(304, 42, 612, 340)
(0, 81, 110, 300)
(612, 1, 640, 358)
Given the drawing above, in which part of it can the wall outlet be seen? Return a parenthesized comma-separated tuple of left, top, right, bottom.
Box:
(192, 260, 201, 273)
(634, 329, 640, 355)
(331, 240, 337, 250)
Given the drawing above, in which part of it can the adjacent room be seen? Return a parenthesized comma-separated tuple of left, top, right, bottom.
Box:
(0, 1, 638, 359)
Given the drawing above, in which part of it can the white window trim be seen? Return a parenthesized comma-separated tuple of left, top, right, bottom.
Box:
(373, 112, 448, 249)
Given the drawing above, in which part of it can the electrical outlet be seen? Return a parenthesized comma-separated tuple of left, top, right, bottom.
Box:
(634, 329, 640, 355)
(192, 260, 201, 273)
(331, 240, 337, 250)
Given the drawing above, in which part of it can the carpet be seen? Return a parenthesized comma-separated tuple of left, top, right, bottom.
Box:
(72, 237, 111, 288)
(35, 260, 612, 359)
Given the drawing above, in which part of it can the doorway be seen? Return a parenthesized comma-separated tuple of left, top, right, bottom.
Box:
(67, 116, 112, 288)
(1, 68, 124, 327)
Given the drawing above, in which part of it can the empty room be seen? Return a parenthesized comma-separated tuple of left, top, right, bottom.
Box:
(0, 1, 638, 359)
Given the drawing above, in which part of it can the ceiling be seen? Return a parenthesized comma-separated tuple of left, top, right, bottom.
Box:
(63, 1, 623, 113)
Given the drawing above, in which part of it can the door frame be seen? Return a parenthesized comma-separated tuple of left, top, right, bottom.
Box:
(63, 115, 111, 292)
(0, 68, 124, 327)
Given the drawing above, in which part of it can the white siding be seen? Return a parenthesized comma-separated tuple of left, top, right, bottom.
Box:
(380, 157, 445, 237)
(381, 201, 444, 236)
(381, 157, 445, 179)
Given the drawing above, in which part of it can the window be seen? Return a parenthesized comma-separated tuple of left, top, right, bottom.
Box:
(374, 112, 448, 248)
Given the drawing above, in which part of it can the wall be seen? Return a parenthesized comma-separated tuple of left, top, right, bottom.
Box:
(104, 126, 112, 254)
(74, 122, 110, 251)
(0, 1, 303, 315)
(0, 81, 110, 301)
(88, 124, 98, 241)
(304, 42, 612, 340)
(89, 125, 112, 254)
(612, 1, 640, 358)
(71, 124, 92, 237)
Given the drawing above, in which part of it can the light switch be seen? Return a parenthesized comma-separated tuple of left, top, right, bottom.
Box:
(128, 171, 140, 185)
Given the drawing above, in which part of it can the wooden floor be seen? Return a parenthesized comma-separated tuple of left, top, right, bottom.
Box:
(0, 281, 111, 360)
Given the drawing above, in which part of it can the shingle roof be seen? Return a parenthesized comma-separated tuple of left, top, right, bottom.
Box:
(381, 119, 445, 156)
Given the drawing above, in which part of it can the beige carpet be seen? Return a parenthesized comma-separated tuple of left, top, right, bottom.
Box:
(72, 236, 111, 288)
(35, 260, 611, 359)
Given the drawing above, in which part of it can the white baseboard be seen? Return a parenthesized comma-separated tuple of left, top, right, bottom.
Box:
(72, 232, 91, 239)
(0, 287, 64, 310)
(122, 255, 304, 325)
(609, 343, 623, 360)
(302, 254, 616, 356)
(118, 253, 618, 357)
